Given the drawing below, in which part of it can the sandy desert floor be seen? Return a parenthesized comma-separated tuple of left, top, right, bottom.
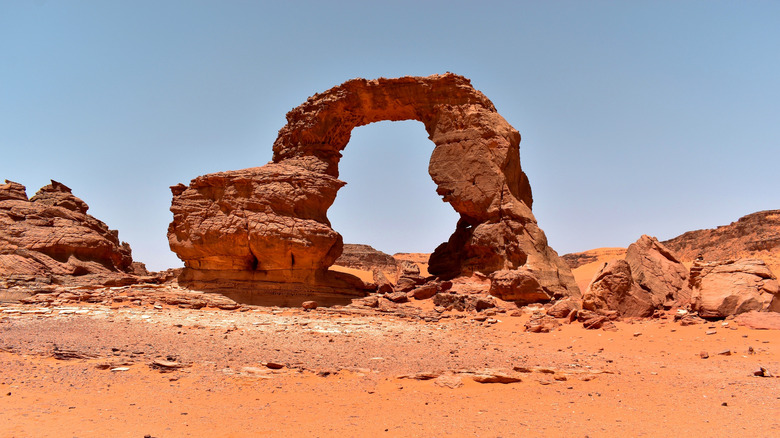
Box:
(1, 294, 779, 438)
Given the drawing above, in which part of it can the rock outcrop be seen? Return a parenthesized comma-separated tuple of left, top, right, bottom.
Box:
(625, 235, 690, 307)
(334, 244, 400, 280)
(579, 236, 689, 316)
(0, 180, 135, 285)
(169, 74, 579, 304)
(689, 259, 780, 319)
(663, 210, 780, 263)
(582, 259, 656, 317)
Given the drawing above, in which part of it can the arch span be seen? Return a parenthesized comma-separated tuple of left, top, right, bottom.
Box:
(168, 74, 579, 305)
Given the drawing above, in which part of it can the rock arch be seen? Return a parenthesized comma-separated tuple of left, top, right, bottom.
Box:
(168, 74, 579, 305)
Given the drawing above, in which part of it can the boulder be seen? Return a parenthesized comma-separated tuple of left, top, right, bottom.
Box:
(0, 180, 134, 284)
(625, 235, 690, 307)
(546, 299, 579, 318)
(408, 282, 439, 300)
(689, 259, 780, 319)
(734, 311, 780, 330)
(168, 74, 579, 304)
(488, 268, 552, 304)
(582, 259, 657, 317)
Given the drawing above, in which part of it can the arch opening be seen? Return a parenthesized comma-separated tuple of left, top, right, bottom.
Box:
(328, 120, 458, 257)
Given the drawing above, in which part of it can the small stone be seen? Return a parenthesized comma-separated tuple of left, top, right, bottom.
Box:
(302, 301, 318, 310)
(111, 367, 130, 372)
(700, 351, 709, 359)
(748, 346, 755, 354)
(705, 330, 717, 335)
(265, 362, 285, 370)
(753, 367, 773, 377)
(633, 332, 642, 337)
(717, 349, 731, 356)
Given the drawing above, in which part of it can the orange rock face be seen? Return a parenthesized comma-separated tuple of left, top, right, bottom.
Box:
(168, 74, 579, 303)
(0, 180, 134, 281)
(689, 259, 780, 319)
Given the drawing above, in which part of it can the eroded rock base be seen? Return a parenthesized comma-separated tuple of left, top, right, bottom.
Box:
(177, 268, 369, 307)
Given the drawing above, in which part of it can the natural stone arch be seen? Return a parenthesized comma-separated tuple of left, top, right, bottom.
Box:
(168, 74, 579, 305)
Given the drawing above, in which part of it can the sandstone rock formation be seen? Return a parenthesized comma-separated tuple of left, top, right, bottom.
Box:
(625, 235, 690, 307)
(334, 244, 400, 281)
(663, 210, 780, 264)
(169, 74, 579, 304)
(582, 259, 656, 317)
(689, 259, 780, 319)
(0, 180, 135, 285)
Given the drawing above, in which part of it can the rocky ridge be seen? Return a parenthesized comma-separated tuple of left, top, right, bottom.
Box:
(0, 180, 139, 286)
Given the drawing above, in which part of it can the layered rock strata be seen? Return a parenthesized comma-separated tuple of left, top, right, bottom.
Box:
(168, 74, 580, 304)
(0, 180, 135, 285)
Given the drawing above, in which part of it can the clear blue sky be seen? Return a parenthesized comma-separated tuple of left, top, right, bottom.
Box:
(2, 1, 779, 271)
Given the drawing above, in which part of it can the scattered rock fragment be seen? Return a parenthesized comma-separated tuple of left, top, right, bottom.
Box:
(753, 367, 773, 377)
(150, 359, 187, 372)
(302, 301, 318, 310)
(470, 370, 522, 384)
(524, 313, 561, 333)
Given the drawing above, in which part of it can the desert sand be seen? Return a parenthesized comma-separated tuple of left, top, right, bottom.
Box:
(1, 295, 778, 438)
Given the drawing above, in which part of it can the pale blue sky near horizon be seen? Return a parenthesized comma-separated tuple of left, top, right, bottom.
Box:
(2, 1, 779, 271)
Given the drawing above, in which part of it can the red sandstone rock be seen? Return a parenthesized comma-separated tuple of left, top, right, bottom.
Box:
(488, 268, 552, 304)
(734, 311, 780, 330)
(168, 74, 579, 304)
(546, 299, 579, 319)
(334, 244, 400, 281)
(663, 210, 780, 262)
(582, 259, 656, 317)
(625, 235, 690, 307)
(689, 259, 780, 319)
(0, 180, 134, 283)
(408, 283, 439, 300)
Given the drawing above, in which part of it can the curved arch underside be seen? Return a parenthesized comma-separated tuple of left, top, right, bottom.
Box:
(168, 74, 579, 305)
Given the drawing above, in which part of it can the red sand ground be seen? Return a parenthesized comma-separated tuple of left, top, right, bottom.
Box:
(1, 296, 778, 437)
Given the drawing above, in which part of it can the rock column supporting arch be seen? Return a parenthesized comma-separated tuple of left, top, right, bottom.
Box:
(168, 74, 580, 304)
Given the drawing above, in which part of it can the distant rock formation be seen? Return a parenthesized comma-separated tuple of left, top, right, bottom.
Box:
(663, 210, 780, 264)
(169, 73, 580, 304)
(689, 259, 780, 319)
(334, 244, 400, 279)
(0, 180, 135, 285)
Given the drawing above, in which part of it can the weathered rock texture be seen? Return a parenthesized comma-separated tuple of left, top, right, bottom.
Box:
(689, 259, 780, 319)
(625, 235, 690, 307)
(168, 74, 580, 304)
(582, 259, 656, 317)
(334, 244, 400, 281)
(663, 210, 780, 263)
(580, 236, 690, 316)
(0, 180, 135, 284)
